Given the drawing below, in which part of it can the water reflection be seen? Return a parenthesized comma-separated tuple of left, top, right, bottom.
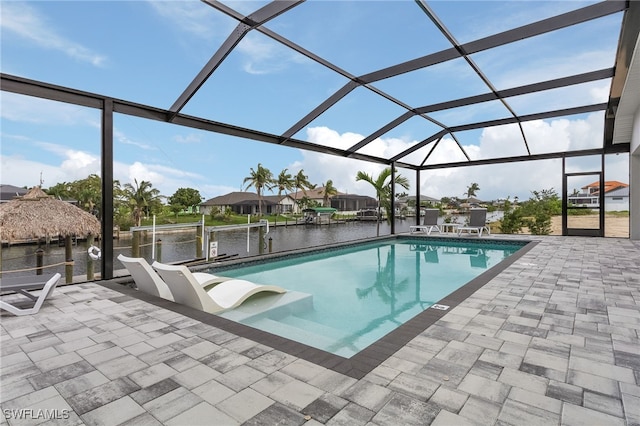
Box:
(1, 221, 407, 278)
(356, 246, 409, 311)
(210, 238, 525, 357)
(1, 217, 501, 279)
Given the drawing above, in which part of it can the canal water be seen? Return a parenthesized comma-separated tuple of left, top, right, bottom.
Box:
(1, 213, 502, 280)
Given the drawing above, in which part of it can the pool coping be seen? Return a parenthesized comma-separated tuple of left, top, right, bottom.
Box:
(101, 236, 538, 379)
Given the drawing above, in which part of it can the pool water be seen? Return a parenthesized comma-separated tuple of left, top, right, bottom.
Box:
(211, 238, 525, 358)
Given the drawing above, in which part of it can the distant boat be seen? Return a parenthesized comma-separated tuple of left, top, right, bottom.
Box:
(356, 209, 384, 221)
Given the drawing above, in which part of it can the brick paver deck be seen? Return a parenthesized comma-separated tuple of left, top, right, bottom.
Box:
(1, 236, 638, 425)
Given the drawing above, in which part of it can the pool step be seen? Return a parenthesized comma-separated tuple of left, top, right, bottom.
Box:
(247, 313, 355, 354)
(247, 317, 340, 351)
(218, 291, 313, 322)
(276, 314, 348, 342)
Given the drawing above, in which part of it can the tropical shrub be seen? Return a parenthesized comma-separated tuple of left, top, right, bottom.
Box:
(499, 198, 523, 234)
(519, 189, 559, 235)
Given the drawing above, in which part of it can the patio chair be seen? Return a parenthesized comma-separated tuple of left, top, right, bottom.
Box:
(424, 246, 439, 264)
(469, 249, 488, 268)
(457, 208, 491, 237)
(117, 254, 226, 301)
(0, 273, 61, 316)
(152, 261, 286, 314)
(409, 209, 441, 235)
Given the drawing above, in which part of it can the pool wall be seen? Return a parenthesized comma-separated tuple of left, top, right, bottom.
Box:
(197, 235, 530, 276)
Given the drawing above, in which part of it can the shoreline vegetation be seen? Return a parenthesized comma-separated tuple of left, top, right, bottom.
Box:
(0, 212, 628, 280)
(1, 212, 630, 247)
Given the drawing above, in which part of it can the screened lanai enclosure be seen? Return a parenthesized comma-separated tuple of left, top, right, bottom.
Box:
(1, 0, 639, 279)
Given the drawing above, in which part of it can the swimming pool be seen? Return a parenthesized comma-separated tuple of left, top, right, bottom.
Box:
(208, 237, 529, 358)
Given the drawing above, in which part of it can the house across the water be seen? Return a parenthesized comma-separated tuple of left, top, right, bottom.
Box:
(200, 192, 297, 215)
(201, 189, 377, 216)
(568, 181, 629, 211)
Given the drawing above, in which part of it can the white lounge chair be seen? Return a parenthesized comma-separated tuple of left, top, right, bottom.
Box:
(117, 254, 226, 301)
(152, 261, 286, 314)
(457, 208, 491, 237)
(0, 273, 61, 316)
(410, 209, 441, 235)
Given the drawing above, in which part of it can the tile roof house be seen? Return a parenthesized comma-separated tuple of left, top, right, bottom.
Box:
(569, 181, 629, 211)
(583, 180, 629, 195)
(290, 186, 342, 206)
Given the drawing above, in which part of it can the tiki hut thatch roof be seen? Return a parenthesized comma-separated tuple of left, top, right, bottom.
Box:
(0, 186, 101, 242)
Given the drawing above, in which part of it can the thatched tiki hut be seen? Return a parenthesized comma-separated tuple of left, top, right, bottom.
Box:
(0, 186, 101, 283)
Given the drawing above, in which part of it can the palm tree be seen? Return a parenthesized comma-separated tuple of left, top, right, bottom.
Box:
(293, 170, 314, 194)
(243, 163, 275, 216)
(276, 169, 295, 214)
(321, 180, 338, 207)
(355, 247, 409, 309)
(46, 181, 72, 200)
(122, 179, 162, 227)
(73, 174, 102, 217)
(356, 167, 410, 236)
(466, 182, 480, 199)
(293, 170, 315, 210)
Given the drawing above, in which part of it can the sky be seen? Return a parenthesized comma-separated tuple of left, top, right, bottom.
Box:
(0, 0, 630, 203)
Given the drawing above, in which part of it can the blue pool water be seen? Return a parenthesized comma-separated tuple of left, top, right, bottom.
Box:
(210, 238, 526, 358)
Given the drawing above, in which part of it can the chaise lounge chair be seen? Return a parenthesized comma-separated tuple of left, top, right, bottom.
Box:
(152, 261, 286, 314)
(457, 208, 491, 237)
(117, 254, 227, 301)
(410, 208, 441, 235)
(0, 273, 61, 316)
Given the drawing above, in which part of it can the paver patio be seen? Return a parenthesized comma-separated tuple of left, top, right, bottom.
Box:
(1, 235, 638, 425)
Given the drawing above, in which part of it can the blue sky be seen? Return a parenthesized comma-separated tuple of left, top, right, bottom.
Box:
(0, 0, 629, 203)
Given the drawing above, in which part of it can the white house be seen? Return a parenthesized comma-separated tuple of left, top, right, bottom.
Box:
(568, 181, 629, 212)
(605, 186, 630, 212)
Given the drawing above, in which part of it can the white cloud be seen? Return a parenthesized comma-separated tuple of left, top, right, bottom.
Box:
(200, 183, 240, 200)
(27, 142, 101, 182)
(146, 0, 225, 40)
(115, 129, 156, 151)
(174, 133, 202, 144)
(1, 155, 70, 189)
(475, 124, 529, 158)
(145, 2, 304, 75)
(1, 138, 206, 198)
(119, 161, 206, 197)
(60, 151, 101, 178)
(589, 85, 610, 103)
(306, 127, 362, 150)
(1, 2, 106, 66)
(238, 33, 307, 75)
(127, 162, 165, 187)
(1, 92, 97, 125)
(298, 111, 610, 201)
